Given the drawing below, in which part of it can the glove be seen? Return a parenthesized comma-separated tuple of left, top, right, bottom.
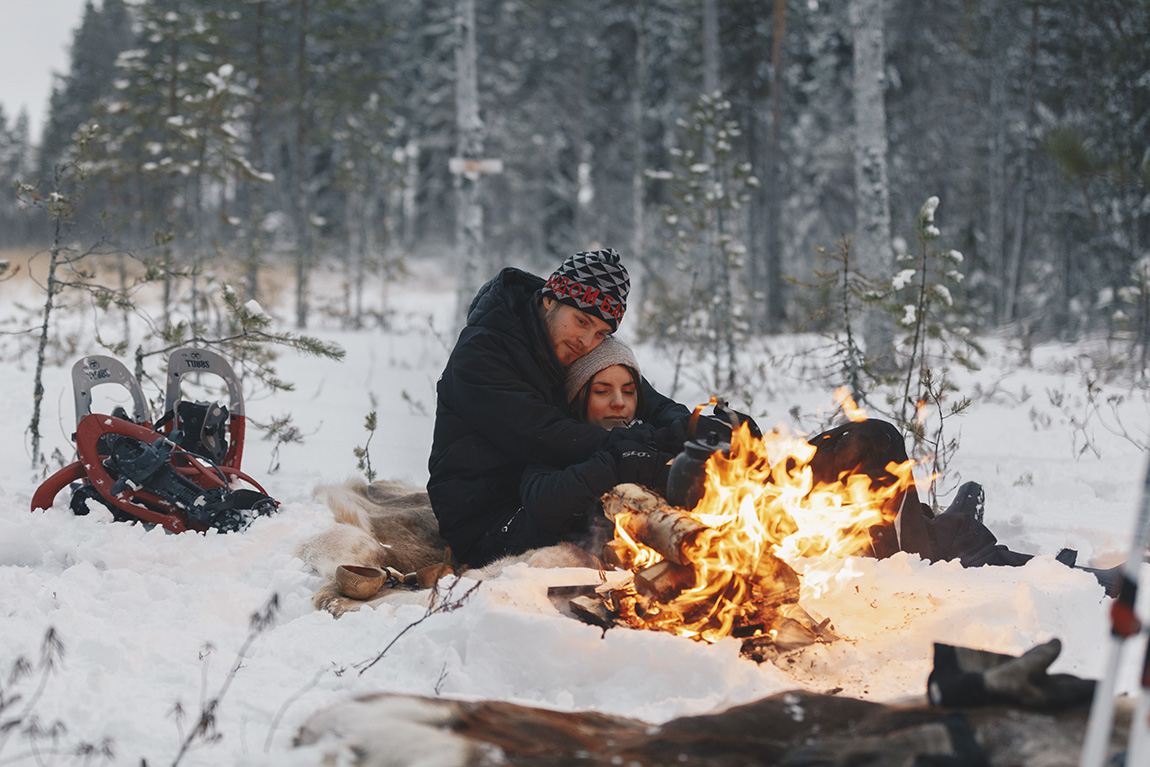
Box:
(651, 418, 689, 454)
(685, 403, 764, 445)
(610, 439, 674, 491)
(604, 423, 657, 452)
(927, 638, 1095, 710)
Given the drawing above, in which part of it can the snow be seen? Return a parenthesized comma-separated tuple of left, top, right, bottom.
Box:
(2, 262, 1149, 765)
(921, 196, 940, 223)
(243, 299, 267, 318)
(892, 267, 916, 290)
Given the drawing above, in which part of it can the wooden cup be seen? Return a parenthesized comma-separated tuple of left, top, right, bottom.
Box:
(335, 565, 384, 599)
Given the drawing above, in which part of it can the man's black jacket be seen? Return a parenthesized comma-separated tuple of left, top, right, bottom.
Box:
(427, 267, 687, 565)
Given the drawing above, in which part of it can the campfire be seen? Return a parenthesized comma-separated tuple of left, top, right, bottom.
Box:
(559, 392, 920, 662)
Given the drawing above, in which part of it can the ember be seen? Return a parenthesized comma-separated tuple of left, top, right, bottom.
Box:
(581, 395, 920, 658)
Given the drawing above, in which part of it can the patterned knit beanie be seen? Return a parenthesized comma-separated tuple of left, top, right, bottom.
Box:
(542, 248, 630, 331)
(564, 336, 641, 402)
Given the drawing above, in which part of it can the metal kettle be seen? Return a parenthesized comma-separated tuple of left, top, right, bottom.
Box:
(665, 433, 729, 510)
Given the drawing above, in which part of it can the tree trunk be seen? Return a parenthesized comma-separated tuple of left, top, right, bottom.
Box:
(293, 0, 312, 330)
(764, 0, 787, 333)
(987, 74, 1006, 322)
(402, 141, 418, 251)
(1003, 1, 1038, 325)
(850, 0, 895, 367)
(702, 0, 720, 97)
(453, 0, 485, 329)
(245, 0, 267, 303)
(630, 0, 648, 312)
(29, 215, 64, 468)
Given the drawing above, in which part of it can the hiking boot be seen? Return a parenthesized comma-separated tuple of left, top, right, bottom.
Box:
(939, 481, 985, 524)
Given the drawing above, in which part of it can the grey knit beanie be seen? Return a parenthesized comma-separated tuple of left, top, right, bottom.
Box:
(564, 336, 641, 402)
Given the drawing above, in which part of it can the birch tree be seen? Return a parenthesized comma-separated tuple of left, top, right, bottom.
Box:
(452, 0, 485, 328)
(850, 0, 895, 367)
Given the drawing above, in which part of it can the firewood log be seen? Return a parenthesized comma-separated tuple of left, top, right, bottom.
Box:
(569, 595, 615, 629)
(600, 483, 667, 521)
(602, 539, 637, 570)
(602, 484, 707, 565)
(633, 560, 698, 602)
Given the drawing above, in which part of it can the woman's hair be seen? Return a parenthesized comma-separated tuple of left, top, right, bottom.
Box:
(565, 337, 645, 423)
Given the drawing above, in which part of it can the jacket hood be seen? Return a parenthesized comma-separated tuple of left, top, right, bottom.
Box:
(466, 267, 544, 331)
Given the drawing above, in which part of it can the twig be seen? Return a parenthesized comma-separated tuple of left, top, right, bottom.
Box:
(354, 578, 481, 676)
(169, 595, 279, 767)
(434, 662, 450, 695)
(0, 629, 64, 756)
(263, 667, 329, 754)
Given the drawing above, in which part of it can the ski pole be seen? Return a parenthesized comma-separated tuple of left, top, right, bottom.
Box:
(1124, 605, 1150, 765)
(1079, 453, 1150, 767)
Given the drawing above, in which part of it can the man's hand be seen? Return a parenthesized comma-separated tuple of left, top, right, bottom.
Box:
(611, 440, 674, 492)
(605, 423, 657, 451)
(650, 418, 689, 453)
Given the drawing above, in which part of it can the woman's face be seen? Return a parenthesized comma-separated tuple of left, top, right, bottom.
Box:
(584, 365, 638, 429)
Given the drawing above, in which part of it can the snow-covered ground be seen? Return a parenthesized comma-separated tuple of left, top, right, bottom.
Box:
(1, 257, 1148, 766)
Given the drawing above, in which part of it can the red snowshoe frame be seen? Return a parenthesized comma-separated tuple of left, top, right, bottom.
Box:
(31, 349, 276, 533)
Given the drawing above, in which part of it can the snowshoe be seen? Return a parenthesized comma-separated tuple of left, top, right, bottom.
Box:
(70, 354, 153, 427)
(157, 347, 247, 469)
(31, 349, 277, 534)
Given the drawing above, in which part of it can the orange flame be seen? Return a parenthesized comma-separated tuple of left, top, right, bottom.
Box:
(611, 400, 918, 643)
(833, 387, 868, 422)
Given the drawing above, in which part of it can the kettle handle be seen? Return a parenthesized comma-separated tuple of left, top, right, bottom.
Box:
(688, 396, 743, 439)
(687, 397, 720, 440)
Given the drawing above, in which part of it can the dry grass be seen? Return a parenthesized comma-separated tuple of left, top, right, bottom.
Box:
(0, 247, 298, 310)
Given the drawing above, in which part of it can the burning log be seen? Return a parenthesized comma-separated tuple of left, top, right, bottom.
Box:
(601, 483, 707, 566)
(601, 540, 636, 571)
(633, 561, 698, 602)
(600, 482, 665, 520)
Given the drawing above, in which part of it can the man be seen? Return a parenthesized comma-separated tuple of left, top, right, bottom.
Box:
(428, 249, 689, 567)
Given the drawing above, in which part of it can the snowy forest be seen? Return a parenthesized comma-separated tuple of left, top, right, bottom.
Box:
(1, 0, 1148, 389)
(5, 3, 1150, 764)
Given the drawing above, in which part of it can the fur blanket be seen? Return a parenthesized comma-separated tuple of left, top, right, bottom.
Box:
(296, 479, 599, 615)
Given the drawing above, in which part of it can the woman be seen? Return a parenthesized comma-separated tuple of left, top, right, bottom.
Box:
(513, 338, 679, 559)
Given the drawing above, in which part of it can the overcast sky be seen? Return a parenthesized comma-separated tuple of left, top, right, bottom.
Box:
(0, 0, 91, 140)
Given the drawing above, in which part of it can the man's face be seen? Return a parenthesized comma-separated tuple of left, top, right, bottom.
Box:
(542, 296, 612, 366)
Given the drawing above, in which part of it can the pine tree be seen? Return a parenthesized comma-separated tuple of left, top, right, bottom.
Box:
(0, 106, 34, 247)
(37, 0, 135, 190)
(642, 92, 759, 397)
